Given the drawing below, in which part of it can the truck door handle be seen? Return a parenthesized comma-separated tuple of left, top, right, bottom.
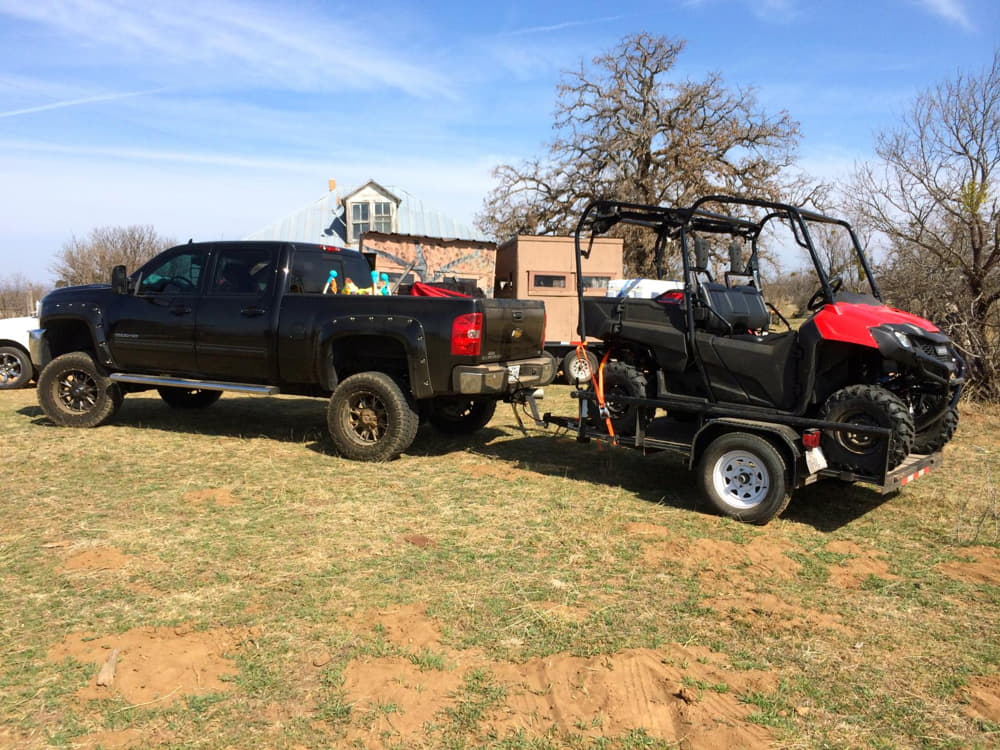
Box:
(170, 305, 192, 316)
(241, 306, 266, 317)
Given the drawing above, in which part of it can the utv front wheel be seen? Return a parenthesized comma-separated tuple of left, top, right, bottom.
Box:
(428, 397, 497, 434)
(37, 351, 123, 428)
(913, 405, 959, 454)
(698, 432, 791, 525)
(327, 372, 419, 461)
(821, 385, 914, 474)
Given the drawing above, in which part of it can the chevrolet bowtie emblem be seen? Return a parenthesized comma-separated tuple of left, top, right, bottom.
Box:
(510, 328, 523, 340)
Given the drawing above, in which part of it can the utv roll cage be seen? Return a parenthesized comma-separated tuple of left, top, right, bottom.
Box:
(572, 195, 882, 341)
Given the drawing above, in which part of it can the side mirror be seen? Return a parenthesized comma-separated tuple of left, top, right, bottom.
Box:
(111, 265, 128, 295)
(729, 242, 743, 274)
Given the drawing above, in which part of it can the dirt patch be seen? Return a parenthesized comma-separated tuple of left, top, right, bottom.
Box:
(402, 534, 436, 548)
(59, 546, 140, 573)
(348, 604, 446, 652)
(825, 540, 900, 588)
(641, 535, 800, 583)
(48, 624, 253, 706)
(703, 591, 849, 633)
(937, 546, 1000, 585)
(339, 606, 777, 748)
(71, 728, 142, 749)
(962, 674, 1000, 723)
(182, 488, 240, 506)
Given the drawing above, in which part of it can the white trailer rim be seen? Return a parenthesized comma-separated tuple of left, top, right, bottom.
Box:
(711, 449, 770, 509)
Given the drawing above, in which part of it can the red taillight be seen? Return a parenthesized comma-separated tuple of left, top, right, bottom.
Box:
(802, 429, 821, 449)
(451, 312, 483, 356)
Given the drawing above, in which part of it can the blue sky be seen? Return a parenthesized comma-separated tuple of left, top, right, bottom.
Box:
(1, 0, 998, 284)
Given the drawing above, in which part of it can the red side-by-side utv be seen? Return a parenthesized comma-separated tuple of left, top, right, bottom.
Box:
(537, 196, 964, 524)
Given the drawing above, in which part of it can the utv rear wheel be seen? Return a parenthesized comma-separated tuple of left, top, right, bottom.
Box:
(37, 351, 123, 428)
(327, 372, 419, 461)
(913, 405, 959, 454)
(593, 362, 651, 436)
(698, 432, 791, 525)
(821, 385, 914, 474)
(157, 387, 223, 409)
(562, 350, 599, 385)
(428, 397, 497, 434)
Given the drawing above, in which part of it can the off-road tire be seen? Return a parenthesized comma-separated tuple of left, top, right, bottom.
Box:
(697, 431, 791, 525)
(428, 397, 497, 434)
(592, 361, 651, 436)
(327, 371, 419, 461)
(820, 385, 915, 474)
(562, 350, 599, 385)
(913, 405, 959, 454)
(157, 387, 223, 409)
(0, 345, 33, 389)
(37, 351, 123, 428)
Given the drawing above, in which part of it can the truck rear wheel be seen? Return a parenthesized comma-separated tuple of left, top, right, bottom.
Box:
(0, 345, 33, 389)
(428, 397, 497, 434)
(698, 432, 791, 525)
(820, 385, 914, 474)
(157, 387, 223, 409)
(37, 351, 123, 428)
(327, 372, 419, 461)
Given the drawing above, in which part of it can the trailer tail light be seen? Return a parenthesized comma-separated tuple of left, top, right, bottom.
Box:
(802, 429, 821, 449)
(451, 313, 483, 356)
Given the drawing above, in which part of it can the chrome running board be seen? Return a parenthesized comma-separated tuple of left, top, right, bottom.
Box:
(109, 372, 279, 395)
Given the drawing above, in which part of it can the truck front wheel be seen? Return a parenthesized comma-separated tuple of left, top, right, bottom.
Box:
(698, 432, 791, 525)
(327, 372, 419, 461)
(428, 397, 497, 434)
(37, 351, 123, 428)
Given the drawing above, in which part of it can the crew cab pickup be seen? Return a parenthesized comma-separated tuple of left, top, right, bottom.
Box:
(30, 241, 555, 460)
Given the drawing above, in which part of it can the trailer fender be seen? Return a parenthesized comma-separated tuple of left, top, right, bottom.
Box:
(690, 418, 803, 488)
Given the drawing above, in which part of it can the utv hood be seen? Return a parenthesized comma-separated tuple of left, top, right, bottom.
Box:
(813, 300, 939, 348)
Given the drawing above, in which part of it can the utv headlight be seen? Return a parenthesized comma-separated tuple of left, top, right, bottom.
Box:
(934, 344, 949, 357)
(892, 331, 913, 349)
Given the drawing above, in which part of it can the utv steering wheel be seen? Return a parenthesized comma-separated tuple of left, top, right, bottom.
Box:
(807, 275, 843, 311)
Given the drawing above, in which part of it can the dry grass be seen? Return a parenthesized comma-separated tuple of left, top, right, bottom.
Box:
(1, 385, 998, 749)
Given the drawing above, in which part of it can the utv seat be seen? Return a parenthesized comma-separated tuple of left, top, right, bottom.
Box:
(700, 282, 770, 336)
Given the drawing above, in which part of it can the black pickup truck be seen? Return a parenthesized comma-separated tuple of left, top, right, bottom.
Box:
(29, 241, 555, 460)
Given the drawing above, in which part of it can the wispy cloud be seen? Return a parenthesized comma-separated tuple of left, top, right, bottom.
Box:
(500, 15, 628, 36)
(0, 87, 167, 119)
(0, 0, 456, 98)
(913, 0, 973, 30)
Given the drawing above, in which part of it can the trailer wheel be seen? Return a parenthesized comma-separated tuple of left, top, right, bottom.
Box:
(428, 397, 497, 434)
(593, 361, 651, 436)
(562, 350, 598, 385)
(327, 372, 419, 461)
(698, 432, 791, 525)
(821, 385, 914, 473)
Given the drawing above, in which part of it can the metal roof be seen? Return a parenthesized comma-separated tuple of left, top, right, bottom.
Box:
(244, 184, 489, 245)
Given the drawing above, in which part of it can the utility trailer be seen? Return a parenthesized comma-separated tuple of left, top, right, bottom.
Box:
(522, 196, 962, 524)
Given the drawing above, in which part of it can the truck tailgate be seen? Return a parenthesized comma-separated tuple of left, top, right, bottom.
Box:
(478, 299, 546, 362)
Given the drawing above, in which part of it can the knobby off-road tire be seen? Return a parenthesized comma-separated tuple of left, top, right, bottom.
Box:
(821, 385, 915, 474)
(913, 405, 959, 454)
(157, 387, 223, 409)
(698, 432, 791, 525)
(327, 371, 419, 461)
(562, 350, 599, 385)
(0, 345, 33, 389)
(427, 397, 497, 434)
(37, 351, 123, 428)
(593, 361, 651, 436)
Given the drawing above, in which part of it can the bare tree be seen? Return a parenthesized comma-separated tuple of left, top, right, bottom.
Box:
(0, 274, 48, 317)
(477, 33, 802, 275)
(51, 225, 176, 286)
(848, 52, 1000, 399)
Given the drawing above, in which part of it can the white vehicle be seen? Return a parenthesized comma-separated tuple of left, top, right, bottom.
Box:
(0, 315, 37, 389)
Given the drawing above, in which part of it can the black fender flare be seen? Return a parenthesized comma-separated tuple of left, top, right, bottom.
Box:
(39, 305, 116, 370)
(317, 314, 434, 399)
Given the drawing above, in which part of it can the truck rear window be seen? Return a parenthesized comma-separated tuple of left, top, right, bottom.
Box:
(288, 250, 372, 294)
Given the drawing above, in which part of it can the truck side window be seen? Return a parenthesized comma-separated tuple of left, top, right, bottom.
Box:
(288, 250, 372, 293)
(138, 249, 204, 294)
(212, 247, 274, 295)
